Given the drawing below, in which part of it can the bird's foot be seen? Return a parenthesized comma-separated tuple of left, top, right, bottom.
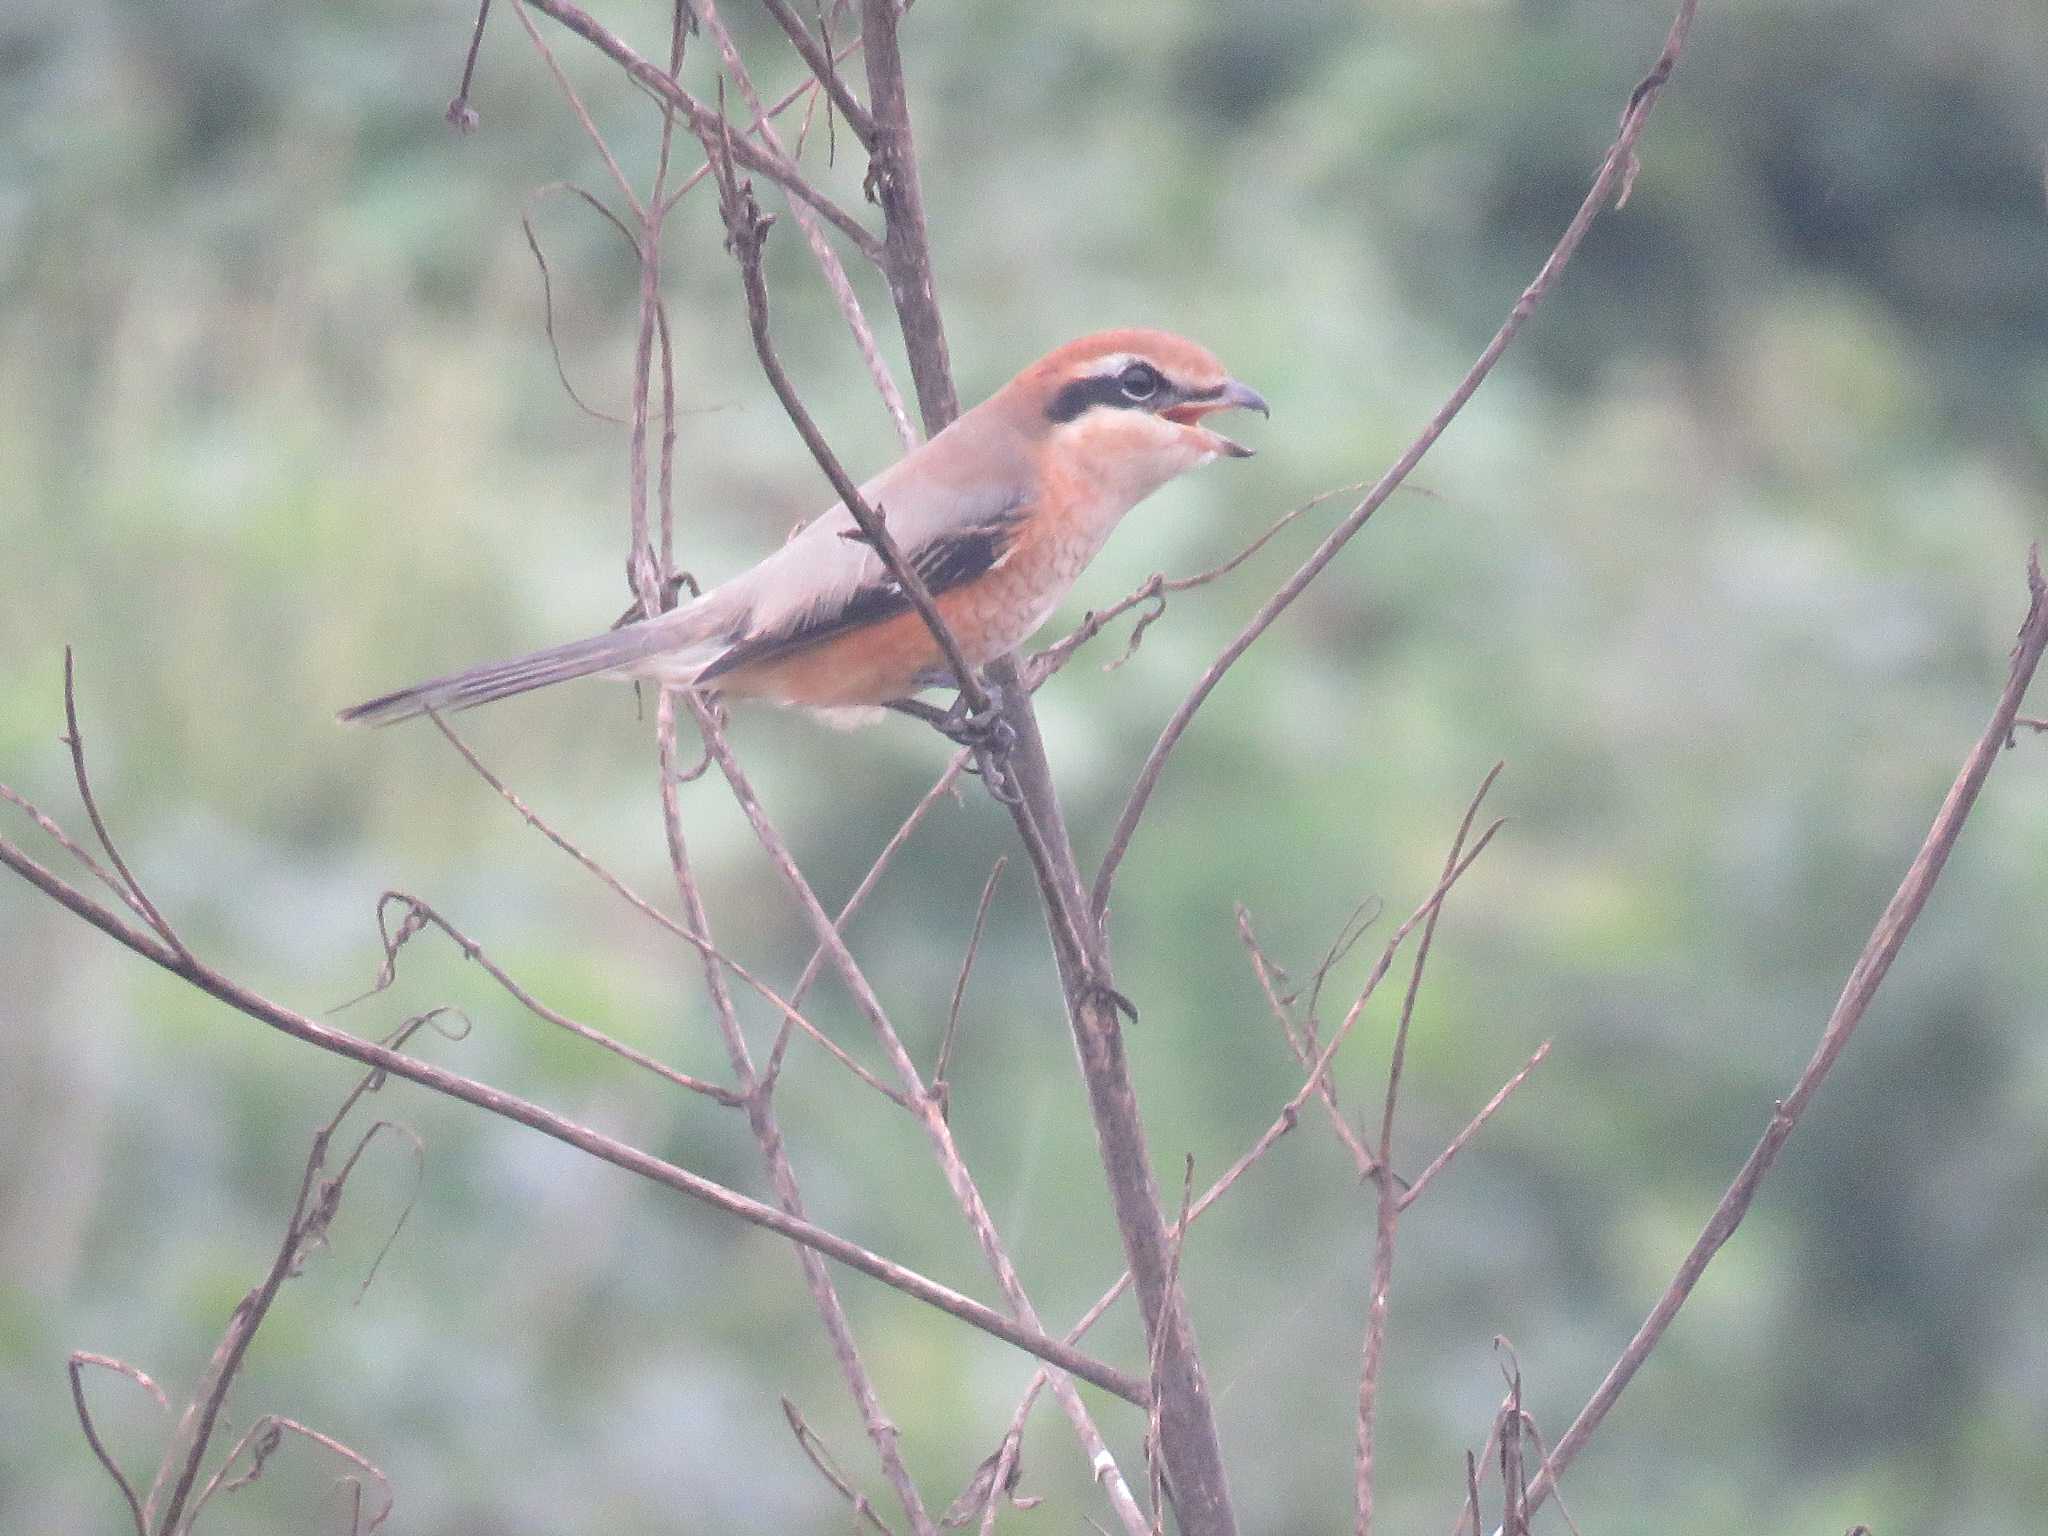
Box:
(889, 687, 1015, 754)
(888, 688, 1021, 803)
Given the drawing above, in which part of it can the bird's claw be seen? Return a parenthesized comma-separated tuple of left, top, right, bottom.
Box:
(937, 695, 1013, 755)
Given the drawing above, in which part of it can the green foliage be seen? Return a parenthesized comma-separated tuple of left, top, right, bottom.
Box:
(4, 0, 2046, 1532)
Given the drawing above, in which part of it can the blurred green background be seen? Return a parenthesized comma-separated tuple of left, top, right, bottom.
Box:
(5, 0, 2047, 1531)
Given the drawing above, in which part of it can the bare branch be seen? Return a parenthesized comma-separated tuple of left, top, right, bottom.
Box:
(341, 889, 745, 1107)
(698, 134, 992, 728)
(758, 0, 877, 146)
(1380, 761, 1503, 1161)
(934, 857, 1005, 1111)
(1027, 484, 1355, 686)
(507, 0, 645, 221)
(0, 828, 1143, 1402)
(62, 649, 185, 956)
(657, 37, 869, 218)
(984, 797, 1510, 1536)
(682, 696, 1152, 1534)
(782, 1399, 897, 1536)
(694, 0, 915, 449)
(186, 1416, 394, 1535)
(519, 183, 635, 424)
(1510, 545, 2048, 1526)
(446, 0, 492, 131)
(522, 0, 886, 263)
(1398, 1040, 1551, 1213)
(0, 781, 153, 933)
(1236, 905, 1378, 1180)
(67, 1353, 164, 1536)
(1357, 766, 1500, 1536)
(424, 710, 857, 1091)
(1091, 0, 1702, 921)
(854, 0, 958, 431)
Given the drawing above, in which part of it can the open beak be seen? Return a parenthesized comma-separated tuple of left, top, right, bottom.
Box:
(1164, 377, 1270, 458)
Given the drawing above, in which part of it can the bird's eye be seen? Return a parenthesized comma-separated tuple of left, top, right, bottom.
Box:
(1117, 362, 1163, 402)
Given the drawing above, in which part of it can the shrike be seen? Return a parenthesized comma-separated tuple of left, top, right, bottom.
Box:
(340, 329, 1266, 729)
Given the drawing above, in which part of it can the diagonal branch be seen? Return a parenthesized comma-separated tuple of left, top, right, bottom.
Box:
(1091, 0, 1702, 921)
(694, 0, 915, 448)
(700, 136, 992, 724)
(758, 0, 877, 147)
(521, 0, 886, 263)
(854, 0, 958, 433)
(1503, 545, 2048, 1529)
(0, 830, 1145, 1405)
(681, 699, 1153, 1536)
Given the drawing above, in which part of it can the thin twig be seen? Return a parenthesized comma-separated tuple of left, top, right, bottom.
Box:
(424, 710, 854, 1094)
(446, 0, 492, 130)
(147, 1062, 397, 1534)
(0, 830, 1143, 1403)
(781, 754, 970, 1007)
(630, 144, 937, 1519)
(683, 695, 1152, 1534)
(1028, 485, 1361, 684)
(694, 0, 915, 448)
(1398, 1040, 1551, 1213)
(1380, 763, 1503, 1158)
(1236, 905, 1378, 1180)
(697, 131, 991, 723)
(1499, 1356, 1526, 1536)
(508, 0, 645, 221)
(782, 1399, 897, 1536)
(657, 37, 868, 218)
(758, 0, 876, 145)
(62, 649, 185, 956)
(338, 889, 745, 1107)
(1506, 545, 2048, 1528)
(67, 1353, 164, 1536)
(0, 781, 151, 932)
(933, 857, 1005, 1112)
(519, 183, 635, 424)
(186, 1416, 394, 1534)
(1357, 769, 1499, 1536)
(523, 0, 885, 263)
(1091, 0, 1703, 922)
(986, 799, 1511, 1530)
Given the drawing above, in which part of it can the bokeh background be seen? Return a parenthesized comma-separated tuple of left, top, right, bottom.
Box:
(5, 0, 2048, 1531)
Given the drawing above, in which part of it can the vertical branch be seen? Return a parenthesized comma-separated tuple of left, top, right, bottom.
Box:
(627, 50, 936, 1523)
(855, 0, 957, 434)
(845, 4, 1239, 1524)
(695, 0, 916, 450)
(989, 678, 1243, 1536)
(1356, 768, 1498, 1536)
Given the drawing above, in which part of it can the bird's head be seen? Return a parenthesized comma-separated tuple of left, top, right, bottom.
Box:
(1000, 328, 1269, 505)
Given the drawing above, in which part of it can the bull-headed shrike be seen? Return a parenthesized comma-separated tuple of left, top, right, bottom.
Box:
(340, 328, 1267, 731)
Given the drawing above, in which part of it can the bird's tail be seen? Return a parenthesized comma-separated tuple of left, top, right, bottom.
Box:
(337, 618, 719, 727)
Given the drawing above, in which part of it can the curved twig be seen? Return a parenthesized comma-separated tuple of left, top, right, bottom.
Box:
(67, 1353, 165, 1536)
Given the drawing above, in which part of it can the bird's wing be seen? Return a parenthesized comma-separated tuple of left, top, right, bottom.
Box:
(693, 420, 1032, 682)
(694, 490, 1028, 683)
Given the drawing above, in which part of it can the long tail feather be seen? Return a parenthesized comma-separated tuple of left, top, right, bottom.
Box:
(338, 622, 715, 727)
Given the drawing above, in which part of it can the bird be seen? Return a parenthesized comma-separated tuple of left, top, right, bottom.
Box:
(338, 328, 1267, 731)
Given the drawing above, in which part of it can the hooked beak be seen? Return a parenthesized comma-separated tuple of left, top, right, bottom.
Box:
(1164, 377, 1270, 458)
